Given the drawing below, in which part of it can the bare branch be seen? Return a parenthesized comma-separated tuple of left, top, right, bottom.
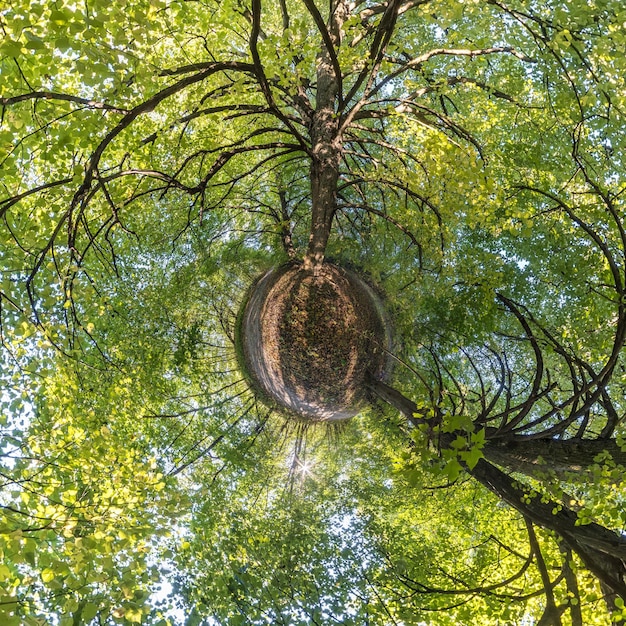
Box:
(517, 185, 624, 294)
(338, 201, 420, 247)
(495, 294, 545, 432)
(1, 177, 73, 218)
(370, 46, 535, 103)
(0, 91, 129, 114)
(526, 520, 563, 626)
(344, 0, 403, 109)
(74, 63, 255, 211)
(559, 544, 583, 626)
(302, 0, 344, 109)
(249, 0, 311, 150)
(470, 457, 626, 602)
(158, 61, 253, 76)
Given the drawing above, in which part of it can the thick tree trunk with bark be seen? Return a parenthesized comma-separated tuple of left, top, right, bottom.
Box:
(471, 459, 626, 601)
(305, 113, 341, 272)
(370, 380, 626, 601)
(483, 437, 626, 479)
(367, 378, 426, 426)
(470, 459, 626, 559)
(303, 1, 346, 272)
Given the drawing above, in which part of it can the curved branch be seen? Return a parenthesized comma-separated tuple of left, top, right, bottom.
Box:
(526, 520, 564, 626)
(74, 63, 255, 209)
(517, 185, 624, 294)
(338, 176, 443, 232)
(338, 201, 420, 247)
(0, 177, 73, 218)
(0, 91, 129, 114)
(495, 294, 545, 432)
(393, 540, 535, 597)
(369, 46, 535, 104)
(343, 0, 402, 109)
(249, 0, 310, 151)
(158, 61, 253, 76)
(470, 457, 626, 574)
(301, 0, 344, 109)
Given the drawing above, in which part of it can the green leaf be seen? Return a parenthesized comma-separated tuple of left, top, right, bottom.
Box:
(1, 2, 625, 625)
(49, 10, 70, 25)
(124, 606, 143, 623)
(0, 40, 24, 57)
(41, 568, 55, 583)
(0, 564, 11, 581)
(463, 445, 483, 470)
(83, 603, 99, 621)
(444, 459, 463, 482)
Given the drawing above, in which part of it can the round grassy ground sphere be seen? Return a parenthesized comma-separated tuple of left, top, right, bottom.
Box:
(238, 262, 392, 421)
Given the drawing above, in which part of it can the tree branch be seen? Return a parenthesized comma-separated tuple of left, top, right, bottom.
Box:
(249, 0, 310, 151)
(526, 520, 563, 626)
(302, 0, 344, 110)
(470, 458, 626, 574)
(0, 91, 129, 114)
(368, 46, 535, 104)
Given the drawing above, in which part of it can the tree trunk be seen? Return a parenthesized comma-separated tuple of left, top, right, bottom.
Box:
(366, 377, 435, 429)
(469, 458, 626, 599)
(303, 2, 347, 272)
(370, 381, 626, 601)
(304, 119, 341, 272)
(483, 437, 626, 479)
(368, 377, 418, 419)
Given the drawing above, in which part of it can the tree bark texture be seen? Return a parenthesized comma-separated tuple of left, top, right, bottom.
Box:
(367, 377, 430, 428)
(483, 437, 626, 479)
(469, 458, 626, 599)
(371, 381, 626, 600)
(304, 1, 347, 272)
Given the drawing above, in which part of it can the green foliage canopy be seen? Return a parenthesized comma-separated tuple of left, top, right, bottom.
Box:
(2, 0, 626, 624)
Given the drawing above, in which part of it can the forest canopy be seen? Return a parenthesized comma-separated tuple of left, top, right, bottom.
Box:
(2, 0, 626, 624)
